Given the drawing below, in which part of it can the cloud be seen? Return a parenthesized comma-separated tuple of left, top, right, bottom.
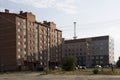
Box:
(0, 7, 4, 11)
(9, 0, 79, 14)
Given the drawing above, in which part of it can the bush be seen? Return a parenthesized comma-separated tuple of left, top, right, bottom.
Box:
(35, 67, 43, 71)
(62, 56, 76, 71)
(93, 69, 99, 74)
(116, 57, 120, 68)
(99, 70, 114, 75)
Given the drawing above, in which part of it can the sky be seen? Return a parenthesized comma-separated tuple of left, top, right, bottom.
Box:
(0, 0, 120, 61)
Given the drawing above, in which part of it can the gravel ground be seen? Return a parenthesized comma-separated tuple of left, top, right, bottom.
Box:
(0, 72, 120, 80)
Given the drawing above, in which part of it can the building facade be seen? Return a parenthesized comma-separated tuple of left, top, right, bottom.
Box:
(63, 36, 114, 67)
(0, 9, 62, 71)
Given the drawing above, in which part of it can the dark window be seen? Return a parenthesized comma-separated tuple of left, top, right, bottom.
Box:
(69, 49, 71, 51)
(80, 48, 82, 51)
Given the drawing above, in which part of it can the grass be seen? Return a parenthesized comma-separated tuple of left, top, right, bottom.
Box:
(46, 69, 93, 75)
(45, 68, 120, 75)
(97, 68, 120, 75)
(0, 71, 42, 75)
(1, 68, 120, 75)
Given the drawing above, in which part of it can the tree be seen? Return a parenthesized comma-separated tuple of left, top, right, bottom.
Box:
(62, 56, 76, 71)
(116, 57, 120, 68)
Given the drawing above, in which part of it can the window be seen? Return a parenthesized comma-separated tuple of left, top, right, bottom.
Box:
(28, 21, 31, 25)
(18, 54, 21, 59)
(41, 62, 43, 65)
(23, 54, 27, 60)
(40, 56, 43, 60)
(100, 56, 103, 59)
(32, 58, 34, 62)
(23, 32, 26, 35)
(18, 28, 21, 32)
(17, 59, 21, 65)
(100, 47, 103, 50)
(56, 59, 58, 61)
(24, 29, 26, 32)
(44, 41, 46, 44)
(69, 49, 71, 52)
(32, 22, 34, 26)
(18, 42, 21, 45)
(80, 53, 82, 55)
(65, 53, 67, 56)
(32, 29, 34, 32)
(40, 35, 42, 38)
(18, 48, 21, 52)
(23, 21, 26, 26)
(72, 49, 74, 52)
(39, 40, 42, 44)
(91, 56, 94, 59)
(100, 42, 103, 45)
(44, 51, 46, 54)
(44, 36, 46, 39)
(40, 46, 42, 48)
(100, 61, 103, 64)
(40, 51, 42, 54)
(96, 56, 99, 59)
(18, 35, 21, 39)
(56, 49, 58, 52)
(18, 22, 21, 26)
(44, 62, 46, 65)
(24, 51, 26, 55)
(24, 39, 26, 42)
(80, 48, 82, 51)
(24, 45, 26, 48)
(36, 26, 38, 29)
(96, 61, 99, 64)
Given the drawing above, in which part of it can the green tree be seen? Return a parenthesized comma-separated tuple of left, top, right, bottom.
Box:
(62, 56, 76, 71)
(116, 57, 120, 68)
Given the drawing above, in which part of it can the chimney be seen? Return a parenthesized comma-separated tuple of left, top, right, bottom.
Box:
(5, 9, 9, 13)
(20, 11, 23, 14)
(43, 21, 48, 24)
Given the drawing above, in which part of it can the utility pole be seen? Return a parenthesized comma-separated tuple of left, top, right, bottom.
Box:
(73, 22, 77, 39)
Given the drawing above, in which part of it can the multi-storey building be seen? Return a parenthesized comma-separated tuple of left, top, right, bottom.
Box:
(0, 9, 62, 71)
(63, 36, 114, 67)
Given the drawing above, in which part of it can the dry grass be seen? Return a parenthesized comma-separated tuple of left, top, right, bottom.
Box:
(1, 70, 120, 80)
(46, 68, 120, 75)
(46, 69, 93, 75)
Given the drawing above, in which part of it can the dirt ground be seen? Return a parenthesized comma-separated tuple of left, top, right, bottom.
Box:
(0, 72, 120, 80)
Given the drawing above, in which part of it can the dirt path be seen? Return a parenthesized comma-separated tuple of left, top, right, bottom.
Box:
(0, 72, 120, 80)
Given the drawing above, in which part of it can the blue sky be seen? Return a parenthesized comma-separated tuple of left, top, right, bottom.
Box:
(0, 0, 120, 61)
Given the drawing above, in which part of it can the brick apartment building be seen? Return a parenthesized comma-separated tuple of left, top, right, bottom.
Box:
(63, 36, 114, 67)
(0, 9, 62, 71)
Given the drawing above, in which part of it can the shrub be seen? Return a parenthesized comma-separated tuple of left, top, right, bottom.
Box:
(62, 56, 76, 71)
(116, 57, 120, 68)
(35, 67, 43, 71)
(93, 69, 99, 74)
